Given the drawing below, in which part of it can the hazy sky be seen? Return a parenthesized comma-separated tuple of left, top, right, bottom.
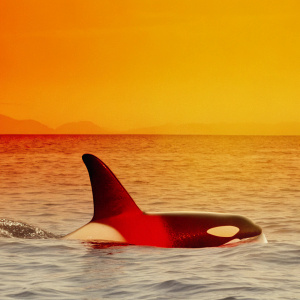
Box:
(1, 1, 300, 131)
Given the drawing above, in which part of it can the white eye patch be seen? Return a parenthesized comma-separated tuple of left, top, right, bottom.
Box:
(207, 226, 239, 237)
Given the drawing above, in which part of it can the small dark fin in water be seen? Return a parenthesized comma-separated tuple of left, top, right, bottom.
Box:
(82, 154, 142, 221)
(0, 219, 57, 239)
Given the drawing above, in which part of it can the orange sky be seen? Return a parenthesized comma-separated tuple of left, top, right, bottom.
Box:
(1, 1, 300, 131)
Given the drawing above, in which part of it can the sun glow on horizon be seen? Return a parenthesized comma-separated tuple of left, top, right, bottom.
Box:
(1, 1, 300, 133)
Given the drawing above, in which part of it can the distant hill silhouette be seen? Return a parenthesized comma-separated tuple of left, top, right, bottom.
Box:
(0, 114, 54, 134)
(0, 114, 110, 134)
(126, 122, 300, 135)
(1, 114, 300, 135)
(55, 121, 109, 134)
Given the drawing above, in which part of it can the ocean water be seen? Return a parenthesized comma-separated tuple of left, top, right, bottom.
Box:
(0, 135, 299, 299)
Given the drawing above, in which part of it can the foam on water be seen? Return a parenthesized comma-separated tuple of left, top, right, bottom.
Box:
(0, 219, 57, 239)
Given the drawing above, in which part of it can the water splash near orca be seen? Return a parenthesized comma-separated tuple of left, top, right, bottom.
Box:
(0, 219, 57, 239)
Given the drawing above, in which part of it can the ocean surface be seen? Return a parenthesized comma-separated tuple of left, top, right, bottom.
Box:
(0, 135, 299, 299)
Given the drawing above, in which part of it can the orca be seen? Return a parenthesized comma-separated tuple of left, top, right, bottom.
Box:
(64, 154, 267, 248)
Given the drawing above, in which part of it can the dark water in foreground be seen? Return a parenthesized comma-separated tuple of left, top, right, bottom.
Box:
(0, 135, 299, 299)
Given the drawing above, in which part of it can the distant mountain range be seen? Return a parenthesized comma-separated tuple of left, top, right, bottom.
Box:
(0, 114, 109, 134)
(1, 114, 300, 135)
(126, 122, 300, 135)
(0, 114, 55, 134)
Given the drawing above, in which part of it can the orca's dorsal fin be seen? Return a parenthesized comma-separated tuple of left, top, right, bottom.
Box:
(82, 154, 142, 221)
